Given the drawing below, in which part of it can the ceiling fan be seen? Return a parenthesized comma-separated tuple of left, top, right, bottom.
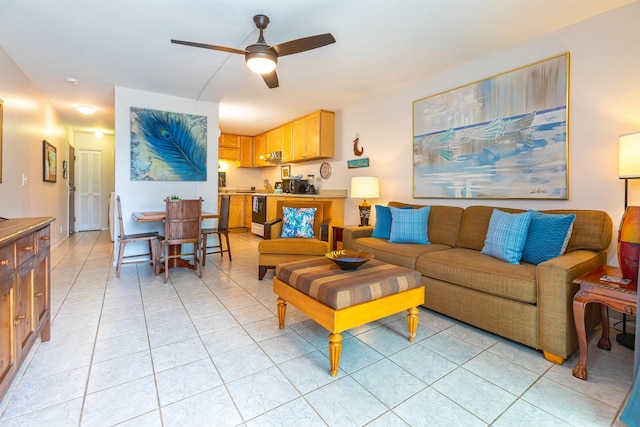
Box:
(171, 14, 336, 89)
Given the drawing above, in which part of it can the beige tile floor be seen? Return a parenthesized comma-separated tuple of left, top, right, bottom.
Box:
(0, 230, 634, 426)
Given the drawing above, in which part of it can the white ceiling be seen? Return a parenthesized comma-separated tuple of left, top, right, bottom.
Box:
(0, 0, 634, 136)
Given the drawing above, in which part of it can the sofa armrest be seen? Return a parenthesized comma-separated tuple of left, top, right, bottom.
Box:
(536, 249, 607, 358)
(343, 227, 374, 249)
(320, 218, 331, 242)
(264, 218, 282, 240)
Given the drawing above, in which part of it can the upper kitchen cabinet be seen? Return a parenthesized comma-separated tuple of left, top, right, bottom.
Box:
(290, 110, 335, 162)
(266, 127, 283, 154)
(238, 136, 253, 168)
(253, 133, 268, 167)
(282, 122, 293, 163)
(218, 133, 240, 161)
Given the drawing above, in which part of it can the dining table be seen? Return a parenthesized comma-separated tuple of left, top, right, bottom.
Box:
(132, 210, 220, 271)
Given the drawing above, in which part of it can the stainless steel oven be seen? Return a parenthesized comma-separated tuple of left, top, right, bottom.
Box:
(251, 195, 267, 237)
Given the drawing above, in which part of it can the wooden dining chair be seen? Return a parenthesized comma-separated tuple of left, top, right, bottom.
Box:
(115, 196, 160, 278)
(156, 197, 203, 283)
(201, 195, 232, 265)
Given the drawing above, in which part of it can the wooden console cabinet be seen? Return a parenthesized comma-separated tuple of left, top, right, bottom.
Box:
(0, 217, 54, 401)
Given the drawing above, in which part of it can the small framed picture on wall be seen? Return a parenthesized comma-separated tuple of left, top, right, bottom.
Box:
(281, 165, 290, 179)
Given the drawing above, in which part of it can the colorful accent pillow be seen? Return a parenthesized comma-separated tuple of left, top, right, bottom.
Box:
(522, 211, 576, 264)
(371, 205, 412, 239)
(389, 206, 431, 244)
(280, 207, 317, 238)
(481, 209, 532, 264)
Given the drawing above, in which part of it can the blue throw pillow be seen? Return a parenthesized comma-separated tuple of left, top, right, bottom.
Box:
(371, 205, 412, 239)
(522, 211, 576, 264)
(371, 205, 393, 239)
(280, 207, 316, 238)
(481, 209, 532, 264)
(389, 206, 431, 244)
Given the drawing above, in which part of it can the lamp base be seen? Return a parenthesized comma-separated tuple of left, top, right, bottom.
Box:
(358, 201, 371, 227)
(616, 332, 635, 350)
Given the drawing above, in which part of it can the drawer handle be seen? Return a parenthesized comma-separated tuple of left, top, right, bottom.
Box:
(624, 305, 636, 315)
(22, 246, 34, 252)
(35, 292, 43, 297)
(40, 236, 50, 241)
(0, 259, 10, 267)
(13, 314, 26, 326)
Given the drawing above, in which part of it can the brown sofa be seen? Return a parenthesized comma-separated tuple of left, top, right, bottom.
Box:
(344, 202, 613, 363)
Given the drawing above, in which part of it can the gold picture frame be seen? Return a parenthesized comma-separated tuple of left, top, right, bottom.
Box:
(43, 140, 57, 183)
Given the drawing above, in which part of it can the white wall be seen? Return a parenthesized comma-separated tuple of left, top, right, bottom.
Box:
(74, 132, 115, 231)
(113, 87, 219, 260)
(326, 3, 639, 266)
(250, 4, 640, 269)
(0, 46, 71, 248)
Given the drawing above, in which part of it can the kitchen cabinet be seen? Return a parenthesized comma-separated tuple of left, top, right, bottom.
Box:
(282, 122, 293, 163)
(218, 133, 241, 161)
(266, 126, 283, 153)
(220, 195, 251, 229)
(290, 110, 335, 162)
(239, 136, 253, 168)
(0, 218, 53, 401)
(245, 196, 252, 227)
(253, 133, 267, 167)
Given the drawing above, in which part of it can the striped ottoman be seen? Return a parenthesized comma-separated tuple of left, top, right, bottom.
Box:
(274, 257, 424, 376)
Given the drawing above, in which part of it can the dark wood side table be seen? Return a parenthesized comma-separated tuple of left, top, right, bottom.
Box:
(331, 224, 372, 251)
(572, 265, 637, 380)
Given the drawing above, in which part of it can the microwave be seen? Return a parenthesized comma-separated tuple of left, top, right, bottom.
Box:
(290, 179, 308, 194)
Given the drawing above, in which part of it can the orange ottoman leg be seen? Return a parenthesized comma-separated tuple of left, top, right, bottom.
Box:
(407, 307, 419, 343)
(329, 332, 343, 377)
(277, 297, 287, 329)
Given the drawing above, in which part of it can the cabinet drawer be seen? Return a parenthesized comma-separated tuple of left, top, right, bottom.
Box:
(36, 227, 50, 253)
(0, 244, 15, 280)
(15, 235, 35, 267)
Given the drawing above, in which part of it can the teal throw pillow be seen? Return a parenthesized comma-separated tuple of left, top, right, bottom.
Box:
(371, 205, 412, 239)
(481, 209, 532, 264)
(280, 207, 316, 238)
(521, 211, 576, 264)
(389, 206, 431, 244)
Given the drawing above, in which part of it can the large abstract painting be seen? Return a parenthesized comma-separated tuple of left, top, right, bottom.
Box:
(413, 53, 569, 199)
(130, 107, 207, 181)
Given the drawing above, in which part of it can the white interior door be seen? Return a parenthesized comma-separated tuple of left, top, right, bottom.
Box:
(77, 150, 102, 231)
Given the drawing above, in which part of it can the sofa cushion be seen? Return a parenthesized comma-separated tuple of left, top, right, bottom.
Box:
(371, 205, 411, 239)
(388, 203, 463, 246)
(281, 207, 316, 238)
(522, 211, 576, 264)
(457, 206, 523, 250)
(416, 248, 537, 304)
(389, 206, 431, 244)
(258, 238, 329, 255)
(481, 209, 532, 264)
(348, 237, 451, 269)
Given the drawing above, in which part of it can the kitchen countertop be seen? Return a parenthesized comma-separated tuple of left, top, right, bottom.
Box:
(219, 190, 347, 198)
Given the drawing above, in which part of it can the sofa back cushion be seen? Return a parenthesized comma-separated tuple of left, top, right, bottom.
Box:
(456, 206, 612, 253)
(388, 202, 463, 247)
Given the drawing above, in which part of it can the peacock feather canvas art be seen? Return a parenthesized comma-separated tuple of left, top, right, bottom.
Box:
(130, 107, 207, 181)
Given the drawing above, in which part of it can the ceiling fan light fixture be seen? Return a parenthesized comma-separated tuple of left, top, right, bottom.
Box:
(75, 104, 96, 115)
(245, 45, 277, 74)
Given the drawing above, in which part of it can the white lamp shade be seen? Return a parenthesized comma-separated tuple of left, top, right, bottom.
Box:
(619, 132, 640, 178)
(350, 177, 380, 199)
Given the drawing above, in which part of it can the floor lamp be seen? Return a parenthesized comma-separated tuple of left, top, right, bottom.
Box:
(618, 131, 640, 350)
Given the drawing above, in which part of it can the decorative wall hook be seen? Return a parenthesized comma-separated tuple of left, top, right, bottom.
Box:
(353, 134, 364, 156)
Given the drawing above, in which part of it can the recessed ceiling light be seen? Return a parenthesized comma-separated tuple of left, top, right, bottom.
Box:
(65, 77, 79, 85)
(76, 104, 96, 115)
(94, 131, 104, 139)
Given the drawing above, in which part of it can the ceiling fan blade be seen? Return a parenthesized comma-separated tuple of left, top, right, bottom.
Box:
(272, 33, 336, 57)
(262, 70, 279, 89)
(171, 39, 246, 55)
